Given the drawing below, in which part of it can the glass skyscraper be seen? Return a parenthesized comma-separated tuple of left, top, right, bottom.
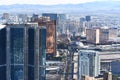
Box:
(0, 24, 46, 80)
(0, 27, 6, 80)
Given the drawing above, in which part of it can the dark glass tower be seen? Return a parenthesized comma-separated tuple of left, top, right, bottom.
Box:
(0, 28, 7, 80)
(39, 28, 46, 80)
(0, 24, 46, 80)
(85, 16, 91, 22)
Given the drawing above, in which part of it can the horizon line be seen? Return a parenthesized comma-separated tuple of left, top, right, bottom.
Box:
(0, 1, 119, 6)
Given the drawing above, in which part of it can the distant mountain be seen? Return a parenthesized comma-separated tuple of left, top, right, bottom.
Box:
(0, 1, 120, 14)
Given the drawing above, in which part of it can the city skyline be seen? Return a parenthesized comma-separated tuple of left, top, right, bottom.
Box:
(0, 0, 120, 5)
(0, 0, 120, 79)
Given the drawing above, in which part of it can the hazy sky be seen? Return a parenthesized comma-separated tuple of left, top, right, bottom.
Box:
(0, 0, 119, 5)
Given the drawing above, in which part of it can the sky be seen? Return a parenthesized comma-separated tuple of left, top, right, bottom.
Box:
(0, 0, 120, 5)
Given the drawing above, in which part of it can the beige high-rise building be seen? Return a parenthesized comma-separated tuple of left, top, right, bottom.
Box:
(86, 28, 100, 44)
(86, 28, 111, 44)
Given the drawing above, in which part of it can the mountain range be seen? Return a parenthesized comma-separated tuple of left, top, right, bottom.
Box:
(0, 1, 120, 14)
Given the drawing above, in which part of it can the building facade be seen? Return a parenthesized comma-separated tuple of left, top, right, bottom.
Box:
(0, 24, 46, 80)
(111, 60, 120, 76)
(78, 50, 100, 80)
(108, 28, 118, 41)
(85, 16, 91, 22)
(99, 28, 109, 43)
(2, 13, 9, 20)
(38, 18, 56, 59)
(86, 28, 110, 44)
(42, 13, 58, 22)
(86, 28, 100, 44)
(78, 52, 89, 80)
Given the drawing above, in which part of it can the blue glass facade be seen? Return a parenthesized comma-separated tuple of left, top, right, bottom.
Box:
(0, 24, 46, 80)
(86, 16, 91, 22)
(10, 28, 24, 80)
(11, 65, 24, 80)
(28, 28, 35, 80)
(0, 28, 6, 80)
(39, 28, 46, 80)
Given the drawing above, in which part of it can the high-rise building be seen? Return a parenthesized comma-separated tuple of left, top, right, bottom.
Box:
(42, 13, 67, 35)
(85, 16, 91, 22)
(38, 18, 56, 59)
(78, 50, 100, 80)
(31, 14, 39, 22)
(42, 13, 58, 21)
(0, 24, 46, 80)
(58, 14, 66, 21)
(80, 17, 85, 23)
(86, 28, 110, 44)
(18, 14, 28, 23)
(86, 28, 100, 44)
(42, 13, 66, 22)
(2, 13, 9, 20)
